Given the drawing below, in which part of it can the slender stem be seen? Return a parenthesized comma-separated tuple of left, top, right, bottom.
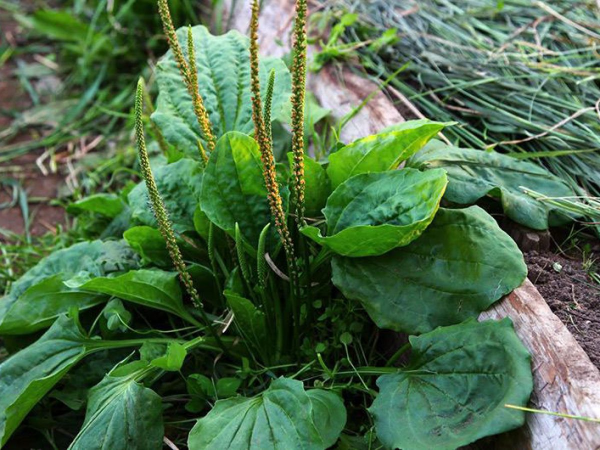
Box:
(386, 343, 411, 367)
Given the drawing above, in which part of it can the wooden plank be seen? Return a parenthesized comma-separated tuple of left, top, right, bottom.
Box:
(223, 1, 600, 447)
(479, 280, 600, 449)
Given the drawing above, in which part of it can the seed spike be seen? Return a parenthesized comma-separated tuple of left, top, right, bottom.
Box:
(263, 69, 276, 146)
(157, 0, 190, 86)
(290, 0, 308, 225)
(187, 25, 216, 152)
(134, 78, 201, 309)
(248, 0, 299, 285)
(139, 77, 170, 156)
(197, 139, 209, 167)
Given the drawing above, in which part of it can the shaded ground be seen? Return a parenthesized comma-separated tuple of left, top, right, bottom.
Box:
(0, 7, 67, 239)
(526, 250, 600, 369)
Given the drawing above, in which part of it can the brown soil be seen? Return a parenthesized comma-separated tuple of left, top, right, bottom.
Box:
(526, 251, 600, 370)
(0, 7, 67, 239)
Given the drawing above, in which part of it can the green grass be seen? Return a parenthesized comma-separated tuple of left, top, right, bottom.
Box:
(325, 0, 600, 195)
(0, 0, 214, 282)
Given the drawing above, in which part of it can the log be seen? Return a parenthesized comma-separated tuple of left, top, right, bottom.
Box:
(222, 1, 600, 447)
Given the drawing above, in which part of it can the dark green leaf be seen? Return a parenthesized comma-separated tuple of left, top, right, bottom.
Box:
(332, 206, 527, 333)
(68, 372, 163, 450)
(327, 120, 446, 188)
(78, 269, 192, 321)
(225, 291, 267, 357)
(0, 240, 138, 334)
(409, 140, 577, 229)
(128, 158, 203, 233)
(152, 25, 291, 155)
(0, 274, 105, 335)
(201, 132, 271, 247)
(370, 319, 532, 450)
(188, 378, 346, 449)
(307, 390, 347, 448)
(0, 316, 90, 446)
(302, 169, 447, 257)
(123, 226, 171, 266)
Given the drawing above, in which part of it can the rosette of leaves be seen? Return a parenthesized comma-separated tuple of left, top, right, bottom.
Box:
(0, 2, 533, 449)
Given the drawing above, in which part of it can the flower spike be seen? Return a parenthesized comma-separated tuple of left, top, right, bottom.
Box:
(248, 0, 298, 283)
(134, 78, 201, 309)
(290, 0, 308, 225)
(157, 0, 216, 152)
(157, 0, 190, 86)
(187, 25, 217, 152)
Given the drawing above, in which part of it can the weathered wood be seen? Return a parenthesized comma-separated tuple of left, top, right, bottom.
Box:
(479, 280, 600, 449)
(223, 1, 600, 447)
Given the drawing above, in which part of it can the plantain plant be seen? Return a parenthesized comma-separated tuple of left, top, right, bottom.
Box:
(0, 1, 535, 449)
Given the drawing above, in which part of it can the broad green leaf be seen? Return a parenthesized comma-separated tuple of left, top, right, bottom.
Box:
(123, 226, 208, 268)
(370, 319, 532, 450)
(307, 390, 347, 449)
(332, 206, 527, 333)
(0, 240, 138, 334)
(225, 291, 267, 357)
(67, 193, 125, 218)
(128, 158, 203, 233)
(302, 169, 447, 257)
(0, 316, 91, 446)
(408, 140, 577, 229)
(193, 205, 211, 240)
(150, 342, 187, 371)
(0, 274, 105, 335)
(327, 120, 446, 188)
(152, 25, 291, 155)
(68, 372, 163, 450)
(78, 269, 192, 321)
(188, 378, 346, 450)
(288, 153, 331, 217)
(201, 132, 271, 247)
(124, 226, 170, 266)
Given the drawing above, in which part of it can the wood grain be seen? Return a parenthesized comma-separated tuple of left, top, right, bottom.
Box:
(223, 1, 600, 447)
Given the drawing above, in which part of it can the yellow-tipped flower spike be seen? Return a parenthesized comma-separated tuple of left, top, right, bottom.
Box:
(248, 0, 298, 283)
(187, 25, 217, 152)
(157, 0, 190, 87)
(134, 78, 202, 309)
(290, 0, 308, 225)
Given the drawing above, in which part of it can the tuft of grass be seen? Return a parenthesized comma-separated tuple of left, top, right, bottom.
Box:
(326, 0, 600, 195)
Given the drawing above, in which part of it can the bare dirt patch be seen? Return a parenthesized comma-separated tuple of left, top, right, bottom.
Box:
(526, 251, 600, 370)
(1, 7, 67, 239)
